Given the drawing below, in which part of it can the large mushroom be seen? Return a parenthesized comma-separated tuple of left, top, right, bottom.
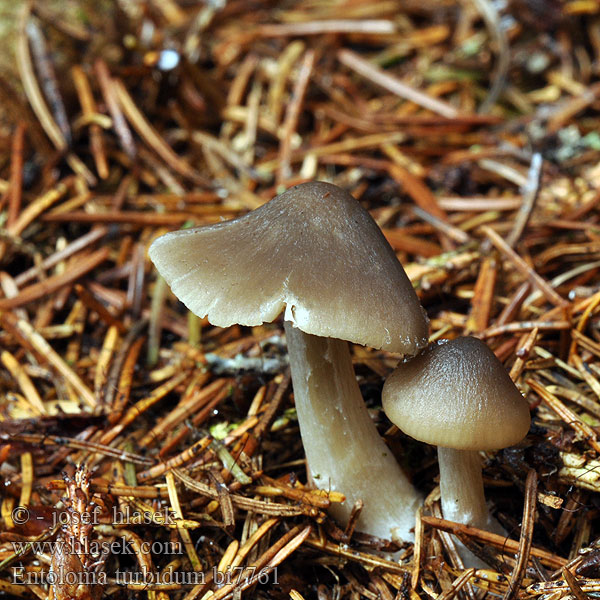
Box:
(382, 337, 530, 543)
(149, 181, 429, 542)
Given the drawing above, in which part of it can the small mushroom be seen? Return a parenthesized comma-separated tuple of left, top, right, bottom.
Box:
(149, 181, 429, 542)
(382, 337, 530, 546)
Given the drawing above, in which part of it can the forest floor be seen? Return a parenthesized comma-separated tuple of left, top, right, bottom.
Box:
(1, 1, 600, 600)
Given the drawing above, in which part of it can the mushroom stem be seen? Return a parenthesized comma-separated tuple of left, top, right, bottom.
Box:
(437, 447, 505, 567)
(284, 321, 421, 543)
(437, 448, 489, 529)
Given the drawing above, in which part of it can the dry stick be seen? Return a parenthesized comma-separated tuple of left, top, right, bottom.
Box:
(79, 481, 167, 498)
(140, 377, 228, 447)
(304, 537, 408, 573)
(268, 42, 303, 126)
(147, 274, 167, 367)
(257, 475, 337, 509)
(369, 575, 394, 600)
(0, 273, 29, 325)
(2, 432, 151, 465)
(505, 152, 542, 248)
(388, 163, 447, 221)
(95, 526, 155, 579)
(101, 319, 147, 415)
(190, 132, 258, 181)
(253, 370, 291, 439)
(139, 145, 187, 195)
(18, 451, 32, 508)
(562, 187, 600, 221)
(503, 469, 537, 600)
(0, 312, 97, 409)
(16, 6, 95, 185)
(225, 53, 259, 132)
(74, 282, 126, 334)
(387, 159, 455, 248)
(549, 552, 586, 581)
(218, 540, 240, 574)
(230, 518, 279, 570)
(438, 569, 477, 600)
(473, 0, 510, 112)
(182, 523, 290, 600)
(209, 526, 312, 600)
(527, 378, 600, 453)
(339, 499, 362, 541)
(412, 506, 424, 590)
(438, 196, 523, 211)
(571, 353, 600, 401)
(478, 159, 527, 187)
(165, 471, 202, 571)
(553, 488, 584, 546)
(258, 131, 408, 172)
(0, 247, 109, 310)
(46, 190, 91, 215)
(338, 49, 460, 118)
(467, 256, 497, 333)
(101, 371, 190, 446)
(278, 49, 315, 184)
(26, 18, 71, 145)
(71, 65, 109, 179)
(42, 210, 194, 226)
(429, 502, 471, 595)
(157, 386, 231, 455)
(31, 2, 90, 41)
(8, 179, 70, 237)
(15, 227, 108, 286)
(207, 469, 235, 529)
(94, 59, 137, 160)
(176, 470, 319, 518)
(6, 123, 26, 228)
(511, 577, 600, 596)
(110, 336, 147, 423)
(569, 291, 600, 361)
(547, 82, 600, 133)
(242, 80, 260, 166)
(412, 205, 471, 244)
(482, 226, 568, 308)
(573, 329, 600, 359)
(0, 350, 46, 414)
(137, 437, 213, 482)
(16, 6, 65, 152)
(496, 282, 531, 326)
(94, 325, 119, 397)
(113, 79, 209, 186)
(258, 19, 395, 36)
(382, 228, 441, 257)
(545, 384, 600, 420)
(420, 516, 565, 569)
(562, 566, 588, 600)
(508, 327, 539, 381)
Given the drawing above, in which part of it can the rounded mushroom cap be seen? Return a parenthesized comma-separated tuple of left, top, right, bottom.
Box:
(149, 181, 428, 354)
(382, 336, 530, 450)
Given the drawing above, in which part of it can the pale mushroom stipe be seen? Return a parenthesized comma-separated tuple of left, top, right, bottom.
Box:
(382, 336, 530, 562)
(149, 181, 429, 543)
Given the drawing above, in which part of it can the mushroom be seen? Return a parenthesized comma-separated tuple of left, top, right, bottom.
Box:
(382, 337, 530, 540)
(149, 181, 429, 542)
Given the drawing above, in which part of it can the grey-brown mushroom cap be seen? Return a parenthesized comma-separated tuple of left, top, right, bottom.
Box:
(382, 336, 530, 450)
(149, 181, 428, 354)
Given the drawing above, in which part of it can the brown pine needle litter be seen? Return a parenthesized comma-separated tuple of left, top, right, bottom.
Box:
(2, 1, 600, 599)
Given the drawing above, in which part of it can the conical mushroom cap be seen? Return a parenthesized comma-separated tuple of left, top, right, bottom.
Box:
(382, 337, 530, 450)
(149, 181, 428, 354)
